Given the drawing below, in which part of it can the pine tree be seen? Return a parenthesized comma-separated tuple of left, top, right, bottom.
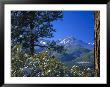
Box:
(11, 11, 63, 55)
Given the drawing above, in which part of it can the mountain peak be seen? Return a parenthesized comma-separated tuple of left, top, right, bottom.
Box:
(58, 35, 93, 50)
(58, 36, 76, 45)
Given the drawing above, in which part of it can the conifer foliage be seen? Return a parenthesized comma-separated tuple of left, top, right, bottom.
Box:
(11, 11, 63, 55)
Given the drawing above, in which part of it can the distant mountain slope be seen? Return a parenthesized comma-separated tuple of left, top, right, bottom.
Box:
(59, 47, 91, 61)
(73, 50, 94, 67)
(63, 50, 94, 68)
(56, 36, 93, 62)
(73, 50, 94, 63)
(35, 36, 94, 68)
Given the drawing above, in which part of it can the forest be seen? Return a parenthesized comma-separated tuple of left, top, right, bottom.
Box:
(11, 11, 100, 77)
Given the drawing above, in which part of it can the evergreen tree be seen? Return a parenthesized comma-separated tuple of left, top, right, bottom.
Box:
(11, 11, 63, 55)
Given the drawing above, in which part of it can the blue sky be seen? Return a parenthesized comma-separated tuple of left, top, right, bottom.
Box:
(51, 11, 94, 44)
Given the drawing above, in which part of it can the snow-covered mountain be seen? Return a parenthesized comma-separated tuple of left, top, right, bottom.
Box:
(51, 36, 94, 64)
(57, 36, 93, 50)
(35, 36, 94, 66)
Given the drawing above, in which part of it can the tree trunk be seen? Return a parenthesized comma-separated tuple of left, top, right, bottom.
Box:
(30, 34, 34, 56)
(30, 24, 35, 56)
(94, 11, 100, 77)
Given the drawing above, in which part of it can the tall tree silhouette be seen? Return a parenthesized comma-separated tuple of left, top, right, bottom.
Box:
(11, 11, 63, 55)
